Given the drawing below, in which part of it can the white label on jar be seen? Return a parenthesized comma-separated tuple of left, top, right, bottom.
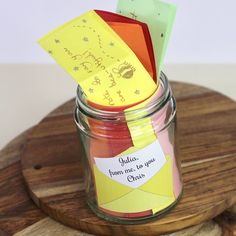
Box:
(94, 140, 166, 188)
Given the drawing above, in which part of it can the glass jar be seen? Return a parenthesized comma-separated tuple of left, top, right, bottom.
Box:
(74, 72, 183, 224)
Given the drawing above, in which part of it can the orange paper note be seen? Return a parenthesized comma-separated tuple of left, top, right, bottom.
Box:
(96, 10, 157, 83)
(108, 22, 154, 79)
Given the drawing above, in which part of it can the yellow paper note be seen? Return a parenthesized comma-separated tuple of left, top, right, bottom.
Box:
(93, 142, 175, 214)
(139, 155, 175, 197)
(125, 86, 161, 147)
(38, 10, 157, 107)
(101, 189, 174, 213)
(94, 165, 132, 205)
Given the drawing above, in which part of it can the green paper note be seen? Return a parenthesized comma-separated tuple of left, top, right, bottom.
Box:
(117, 0, 176, 77)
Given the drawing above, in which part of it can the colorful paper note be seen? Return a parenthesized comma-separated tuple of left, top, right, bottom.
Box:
(108, 23, 155, 79)
(117, 0, 176, 76)
(39, 10, 157, 107)
(125, 87, 161, 148)
(93, 148, 175, 214)
(96, 10, 157, 82)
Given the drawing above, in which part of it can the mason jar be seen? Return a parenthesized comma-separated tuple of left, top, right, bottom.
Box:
(74, 72, 183, 224)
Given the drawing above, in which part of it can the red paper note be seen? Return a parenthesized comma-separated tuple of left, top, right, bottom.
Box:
(89, 11, 159, 218)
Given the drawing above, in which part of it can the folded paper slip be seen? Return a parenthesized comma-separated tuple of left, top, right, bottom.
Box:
(96, 10, 157, 83)
(38, 10, 157, 107)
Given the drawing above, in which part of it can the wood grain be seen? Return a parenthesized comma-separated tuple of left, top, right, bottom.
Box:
(13, 218, 92, 236)
(0, 130, 45, 235)
(20, 82, 236, 235)
(0, 128, 222, 236)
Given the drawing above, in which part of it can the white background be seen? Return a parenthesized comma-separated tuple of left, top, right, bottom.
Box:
(0, 1, 235, 149)
(0, 0, 236, 64)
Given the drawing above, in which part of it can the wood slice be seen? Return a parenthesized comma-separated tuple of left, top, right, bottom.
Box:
(0, 128, 223, 236)
(20, 82, 236, 236)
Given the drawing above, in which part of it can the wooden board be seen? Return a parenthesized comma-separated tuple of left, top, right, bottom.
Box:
(0, 129, 46, 235)
(0, 130, 223, 236)
(0, 129, 96, 236)
(19, 82, 236, 236)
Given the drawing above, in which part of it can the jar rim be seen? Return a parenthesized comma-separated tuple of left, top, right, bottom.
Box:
(75, 72, 171, 122)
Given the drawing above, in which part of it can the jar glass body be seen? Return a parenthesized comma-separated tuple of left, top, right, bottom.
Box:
(74, 73, 183, 224)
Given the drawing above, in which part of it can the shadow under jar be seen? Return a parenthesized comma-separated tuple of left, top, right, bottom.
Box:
(74, 72, 183, 224)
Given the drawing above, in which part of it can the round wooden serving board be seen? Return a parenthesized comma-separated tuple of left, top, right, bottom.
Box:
(20, 82, 236, 236)
(0, 128, 224, 235)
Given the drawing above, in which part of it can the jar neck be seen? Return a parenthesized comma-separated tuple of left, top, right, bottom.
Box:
(75, 72, 171, 122)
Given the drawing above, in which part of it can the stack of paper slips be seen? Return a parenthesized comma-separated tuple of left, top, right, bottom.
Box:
(39, 0, 182, 218)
